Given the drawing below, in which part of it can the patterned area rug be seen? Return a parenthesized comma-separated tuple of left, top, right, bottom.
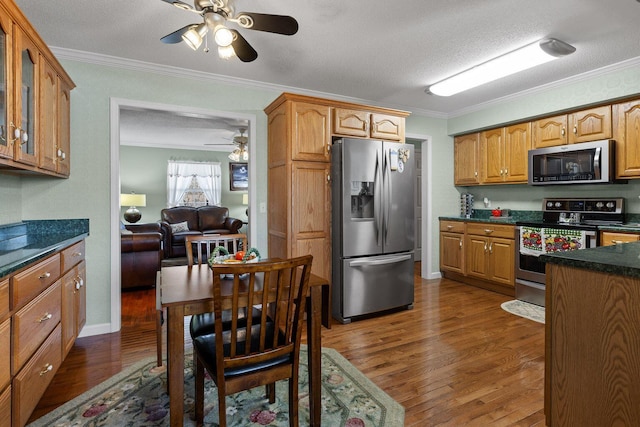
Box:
(501, 300, 545, 324)
(28, 346, 404, 427)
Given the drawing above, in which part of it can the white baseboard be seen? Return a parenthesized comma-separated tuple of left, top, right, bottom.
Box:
(78, 322, 117, 338)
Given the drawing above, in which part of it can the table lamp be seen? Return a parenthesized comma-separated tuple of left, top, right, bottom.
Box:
(120, 193, 146, 223)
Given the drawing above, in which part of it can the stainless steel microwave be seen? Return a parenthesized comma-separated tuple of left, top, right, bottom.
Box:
(528, 139, 618, 185)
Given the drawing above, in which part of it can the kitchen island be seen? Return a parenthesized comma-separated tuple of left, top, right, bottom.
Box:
(541, 242, 640, 426)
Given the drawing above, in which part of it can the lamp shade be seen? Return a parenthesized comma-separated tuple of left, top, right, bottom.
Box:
(120, 193, 146, 207)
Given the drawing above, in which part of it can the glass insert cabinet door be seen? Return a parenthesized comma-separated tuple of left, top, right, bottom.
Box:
(0, 8, 11, 159)
(13, 26, 37, 166)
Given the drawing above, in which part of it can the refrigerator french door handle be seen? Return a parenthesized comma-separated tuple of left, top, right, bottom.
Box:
(383, 148, 391, 242)
(349, 254, 412, 267)
(374, 148, 383, 247)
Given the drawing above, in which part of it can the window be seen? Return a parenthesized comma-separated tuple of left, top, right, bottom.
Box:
(167, 161, 221, 207)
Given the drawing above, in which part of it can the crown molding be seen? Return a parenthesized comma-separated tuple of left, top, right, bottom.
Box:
(51, 47, 640, 121)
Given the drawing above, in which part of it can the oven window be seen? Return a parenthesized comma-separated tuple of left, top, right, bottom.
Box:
(518, 253, 546, 274)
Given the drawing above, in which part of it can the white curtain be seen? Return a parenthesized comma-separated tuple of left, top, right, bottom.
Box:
(167, 161, 221, 207)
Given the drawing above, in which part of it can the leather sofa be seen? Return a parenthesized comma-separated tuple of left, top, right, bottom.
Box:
(159, 206, 243, 258)
(121, 223, 163, 289)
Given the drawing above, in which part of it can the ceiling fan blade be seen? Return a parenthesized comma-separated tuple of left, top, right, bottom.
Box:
(160, 24, 198, 44)
(236, 12, 299, 35)
(230, 30, 258, 62)
(160, 0, 198, 13)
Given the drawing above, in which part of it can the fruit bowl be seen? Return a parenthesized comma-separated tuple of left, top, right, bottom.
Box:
(208, 246, 261, 267)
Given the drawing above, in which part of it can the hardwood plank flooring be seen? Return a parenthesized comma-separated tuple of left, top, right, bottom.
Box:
(30, 264, 545, 426)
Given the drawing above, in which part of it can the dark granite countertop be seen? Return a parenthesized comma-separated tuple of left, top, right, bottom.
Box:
(541, 241, 640, 279)
(439, 209, 541, 225)
(0, 219, 90, 278)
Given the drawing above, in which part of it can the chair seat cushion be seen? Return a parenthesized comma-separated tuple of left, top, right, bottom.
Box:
(193, 324, 290, 379)
(189, 308, 263, 338)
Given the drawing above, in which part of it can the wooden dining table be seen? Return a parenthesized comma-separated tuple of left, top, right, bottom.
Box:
(160, 263, 331, 427)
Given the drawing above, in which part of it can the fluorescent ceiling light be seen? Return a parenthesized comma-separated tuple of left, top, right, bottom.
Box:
(427, 38, 575, 97)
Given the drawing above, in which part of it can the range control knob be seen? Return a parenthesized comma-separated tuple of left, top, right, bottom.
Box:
(596, 202, 604, 209)
(606, 202, 615, 209)
(547, 201, 554, 208)
(555, 202, 562, 208)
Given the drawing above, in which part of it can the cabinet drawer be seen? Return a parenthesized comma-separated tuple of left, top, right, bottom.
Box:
(13, 324, 62, 427)
(12, 254, 61, 309)
(61, 240, 85, 273)
(0, 318, 9, 390)
(440, 220, 465, 233)
(0, 279, 8, 320)
(0, 385, 10, 427)
(466, 223, 515, 239)
(13, 281, 61, 373)
(600, 231, 640, 246)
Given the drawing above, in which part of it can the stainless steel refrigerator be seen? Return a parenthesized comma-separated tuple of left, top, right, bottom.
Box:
(331, 138, 415, 324)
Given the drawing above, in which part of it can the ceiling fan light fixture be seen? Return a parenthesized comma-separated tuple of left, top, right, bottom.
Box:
(182, 23, 208, 50)
(214, 26, 234, 47)
(427, 38, 576, 97)
(218, 45, 236, 60)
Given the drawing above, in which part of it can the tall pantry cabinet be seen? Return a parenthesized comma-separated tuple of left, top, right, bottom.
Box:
(265, 93, 409, 283)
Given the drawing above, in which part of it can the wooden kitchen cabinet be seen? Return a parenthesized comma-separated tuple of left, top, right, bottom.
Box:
(333, 108, 405, 141)
(439, 220, 465, 274)
(454, 133, 480, 185)
(465, 223, 515, 287)
(613, 99, 640, 179)
(600, 231, 640, 246)
(480, 124, 530, 184)
(533, 106, 612, 148)
(266, 95, 332, 281)
(0, 0, 74, 177)
(2, 237, 86, 426)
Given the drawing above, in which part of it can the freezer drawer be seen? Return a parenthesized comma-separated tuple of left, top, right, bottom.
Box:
(335, 252, 414, 323)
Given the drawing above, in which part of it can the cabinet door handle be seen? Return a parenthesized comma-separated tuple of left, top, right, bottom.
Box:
(459, 239, 463, 248)
(73, 251, 83, 257)
(326, 174, 331, 182)
(573, 125, 578, 134)
(38, 313, 53, 323)
(489, 242, 493, 254)
(40, 363, 53, 376)
(326, 144, 331, 153)
(484, 229, 493, 234)
(447, 225, 453, 230)
(561, 127, 566, 136)
(611, 240, 624, 245)
(39, 272, 51, 280)
(504, 168, 508, 176)
(484, 242, 488, 252)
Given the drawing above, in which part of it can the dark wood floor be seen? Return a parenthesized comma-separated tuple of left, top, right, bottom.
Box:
(31, 264, 546, 426)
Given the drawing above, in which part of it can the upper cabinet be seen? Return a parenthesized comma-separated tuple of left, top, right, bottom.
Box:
(333, 108, 405, 142)
(454, 133, 479, 186)
(479, 123, 531, 184)
(533, 106, 612, 148)
(0, 1, 75, 177)
(613, 99, 640, 179)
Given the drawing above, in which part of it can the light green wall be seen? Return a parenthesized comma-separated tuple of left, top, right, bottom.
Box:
(120, 146, 249, 224)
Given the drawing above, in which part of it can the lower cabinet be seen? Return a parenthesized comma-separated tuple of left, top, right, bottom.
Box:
(600, 231, 640, 246)
(439, 220, 515, 295)
(1, 238, 86, 427)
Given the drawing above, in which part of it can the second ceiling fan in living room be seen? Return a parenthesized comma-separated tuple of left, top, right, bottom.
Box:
(159, 0, 299, 62)
(205, 128, 249, 161)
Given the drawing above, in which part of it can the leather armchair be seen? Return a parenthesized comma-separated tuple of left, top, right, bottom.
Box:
(121, 223, 163, 289)
(159, 206, 243, 258)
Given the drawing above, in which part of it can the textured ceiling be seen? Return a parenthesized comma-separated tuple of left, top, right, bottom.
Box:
(13, 0, 640, 148)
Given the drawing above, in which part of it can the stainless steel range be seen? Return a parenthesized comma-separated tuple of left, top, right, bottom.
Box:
(515, 197, 624, 306)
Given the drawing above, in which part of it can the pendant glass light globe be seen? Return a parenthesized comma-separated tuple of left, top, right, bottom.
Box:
(214, 26, 234, 47)
(182, 23, 208, 50)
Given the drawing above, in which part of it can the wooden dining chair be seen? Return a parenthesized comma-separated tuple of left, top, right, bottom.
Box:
(192, 255, 313, 427)
(185, 233, 247, 266)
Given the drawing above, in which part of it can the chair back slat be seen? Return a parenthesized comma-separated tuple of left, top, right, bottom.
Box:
(185, 233, 247, 266)
(210, 255, 313, 373)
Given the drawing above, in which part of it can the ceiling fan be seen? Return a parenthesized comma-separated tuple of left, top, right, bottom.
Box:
(160, 0, 299, 62)
(205, 128, 249, 161)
